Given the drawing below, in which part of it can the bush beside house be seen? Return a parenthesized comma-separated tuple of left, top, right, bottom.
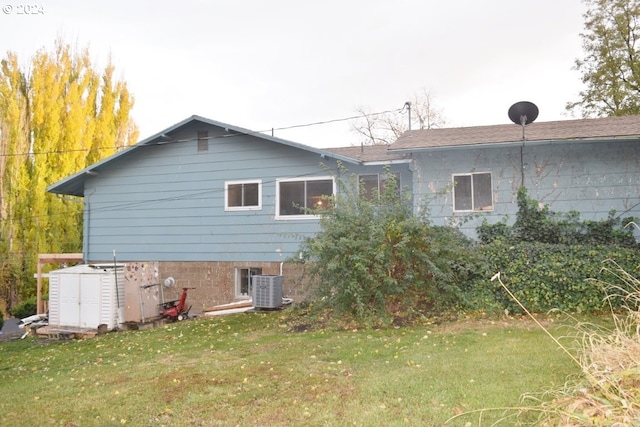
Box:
(466, 188, 639, 315)
(465, 242, 639, 314)
(298, 183, 639, 326)
(298, 169, 484, 326)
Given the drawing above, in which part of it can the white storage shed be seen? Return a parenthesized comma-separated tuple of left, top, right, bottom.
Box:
(48, 264, 125, 330)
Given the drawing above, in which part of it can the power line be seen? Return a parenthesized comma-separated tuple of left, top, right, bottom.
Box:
(0, 106, 407, 234)
(267, 107, 403, 132)
(0, 106, 405, 156)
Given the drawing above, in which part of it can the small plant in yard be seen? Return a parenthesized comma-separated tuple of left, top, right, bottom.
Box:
(10, 296, 36, 319)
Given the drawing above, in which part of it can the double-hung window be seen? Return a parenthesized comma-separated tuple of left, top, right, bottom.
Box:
(225, 180, 262, 211)
(452, 172, 493, 212)
(276, 177, 334, 218)
(359, 173, 400, 201)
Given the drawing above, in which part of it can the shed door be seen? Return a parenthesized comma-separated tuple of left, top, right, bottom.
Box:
(59, 274, 80, 327)
(80, 275, 101, 328)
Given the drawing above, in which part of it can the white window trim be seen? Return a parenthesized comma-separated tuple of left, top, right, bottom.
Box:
(452, 172, 494, 213)
(225, 179, 262, 211)
(275, 176, 335, 220)
(234, 267, 262, 299)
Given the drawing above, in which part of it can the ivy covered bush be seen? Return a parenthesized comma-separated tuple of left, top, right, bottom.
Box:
(466, 242, 639, 314)
(477, 187, 638, 247)
(468, 188, 639, 314)
(297, 179, 639, 325)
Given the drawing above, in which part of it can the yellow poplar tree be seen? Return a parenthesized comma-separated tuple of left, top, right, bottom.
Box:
(0, 40, 138, 312)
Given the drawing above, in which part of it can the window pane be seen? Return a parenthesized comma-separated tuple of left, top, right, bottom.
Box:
(243, 183, 259, 206)
(359, 174, 379, 201)
(228, 184, 242, 207)
(380, 173, 400, 196)
(240, 268, 250, 296)
(473, 173, 493, 210)
(280, 181, 305, 215)
(238, 267, 262, 297)
(306, 180, 333, 210)
(453, 175, 472, 211)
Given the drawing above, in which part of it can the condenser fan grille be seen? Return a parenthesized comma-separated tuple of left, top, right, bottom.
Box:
(252, 275, 283, 309)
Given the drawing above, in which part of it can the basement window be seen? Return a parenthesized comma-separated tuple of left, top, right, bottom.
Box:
(453, 172, 493, 212)
(225, 180, 262, 211)
(235, 267, 262, 298)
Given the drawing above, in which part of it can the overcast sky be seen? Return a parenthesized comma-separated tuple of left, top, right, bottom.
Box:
(0, 0, 587, 148)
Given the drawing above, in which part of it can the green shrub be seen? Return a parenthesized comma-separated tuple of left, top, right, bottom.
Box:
(465, 242, 639, 314)
(476, 217, 511, 244)
(478, 188, 638, 247)
(468, 187, 640, 314)
(11, 296, 37, 319)
(299, 165, 483, 325)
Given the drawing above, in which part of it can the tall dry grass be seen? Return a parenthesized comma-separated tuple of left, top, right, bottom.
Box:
(488, 263, 640, 426)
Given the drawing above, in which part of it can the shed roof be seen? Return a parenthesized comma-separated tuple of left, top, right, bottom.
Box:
(390, 115, 640, 152)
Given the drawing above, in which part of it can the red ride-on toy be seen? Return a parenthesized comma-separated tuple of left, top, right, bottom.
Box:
(160, 287, 195, 321)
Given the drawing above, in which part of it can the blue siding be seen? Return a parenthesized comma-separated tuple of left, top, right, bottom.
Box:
(412, 140, 640, 238)
(83, 125, 411, 262)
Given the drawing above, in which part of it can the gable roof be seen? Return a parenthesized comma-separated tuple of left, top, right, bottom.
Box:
(47, 115, 373, 197)
(390, 115, 640, 152)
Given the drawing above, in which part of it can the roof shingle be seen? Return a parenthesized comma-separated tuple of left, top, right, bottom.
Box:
(325, 144, 409, 162)
(391, 115, 640, 151)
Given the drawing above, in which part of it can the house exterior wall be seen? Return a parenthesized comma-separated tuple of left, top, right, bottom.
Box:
(82, 122, 411, 263)
(76, 122, 411, 312)
(411, 140, 640, 238)
(118, 260, 309, 316)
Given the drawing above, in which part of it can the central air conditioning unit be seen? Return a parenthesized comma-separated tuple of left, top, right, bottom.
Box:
(252, 275, 283, 309)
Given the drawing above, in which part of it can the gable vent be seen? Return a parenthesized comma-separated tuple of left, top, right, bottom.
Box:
(197, 131, 208, 152)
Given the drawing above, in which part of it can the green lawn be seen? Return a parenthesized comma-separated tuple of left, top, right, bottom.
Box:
(0, 313, 580, 426)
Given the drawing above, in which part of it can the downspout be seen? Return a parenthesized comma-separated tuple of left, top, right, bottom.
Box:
(84, 189, 96, 260)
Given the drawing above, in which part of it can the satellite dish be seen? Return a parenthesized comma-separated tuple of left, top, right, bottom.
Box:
(163, 277, 175, 288)
(508, 101, 539, 126)
(508, 101, 539, 140)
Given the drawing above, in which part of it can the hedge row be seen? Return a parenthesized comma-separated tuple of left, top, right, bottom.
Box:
(462, 242, 639, 314)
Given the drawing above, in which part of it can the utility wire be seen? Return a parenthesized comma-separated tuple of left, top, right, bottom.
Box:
(0, 106, 405, 157)
(267, 108, 402, 132)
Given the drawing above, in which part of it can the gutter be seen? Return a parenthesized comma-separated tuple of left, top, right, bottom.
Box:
(388, 136, 640, 154)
